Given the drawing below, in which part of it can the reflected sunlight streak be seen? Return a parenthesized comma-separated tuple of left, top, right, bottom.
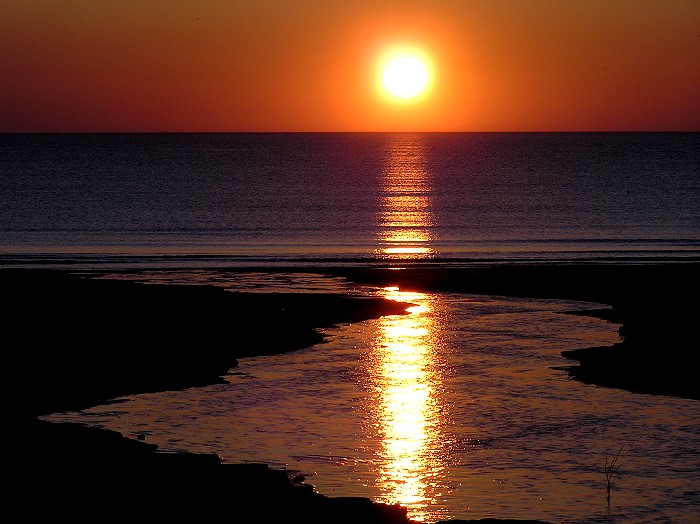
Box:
(376, 135, 435, 259)
(372, 287, 445, 521)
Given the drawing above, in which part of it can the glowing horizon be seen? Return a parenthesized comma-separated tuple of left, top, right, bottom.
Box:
(1, 1, 698, 132)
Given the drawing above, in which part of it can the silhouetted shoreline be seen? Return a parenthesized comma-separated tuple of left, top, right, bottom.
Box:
(8, 262, 698, 522)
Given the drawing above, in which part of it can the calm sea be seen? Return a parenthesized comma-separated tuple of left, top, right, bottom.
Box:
(6, 133, 699, 522)
(1, 132, 698, 265)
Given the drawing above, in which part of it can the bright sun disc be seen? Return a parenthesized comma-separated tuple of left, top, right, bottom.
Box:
(382, 54, 429, 99)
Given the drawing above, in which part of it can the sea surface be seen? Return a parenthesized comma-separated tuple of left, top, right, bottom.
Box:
(5, 133, 699, 522)
(1, 132, 698, 265)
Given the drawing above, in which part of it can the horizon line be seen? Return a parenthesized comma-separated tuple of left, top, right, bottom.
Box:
(2, 130, 698, 135)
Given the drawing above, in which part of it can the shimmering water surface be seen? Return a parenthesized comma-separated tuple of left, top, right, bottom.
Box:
(10, 132, 699, 521)
(2, 132, 698, 264)
(44, 273, 700, 524)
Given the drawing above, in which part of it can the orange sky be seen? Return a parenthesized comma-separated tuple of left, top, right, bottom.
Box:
(1, 1, 699, 132)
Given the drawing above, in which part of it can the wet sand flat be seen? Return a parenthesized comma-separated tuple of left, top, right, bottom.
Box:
(6, 262, 697, 523)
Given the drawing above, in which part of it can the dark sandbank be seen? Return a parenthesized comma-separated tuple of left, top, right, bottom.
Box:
(10, 261, 697, 522)
(8, 268, 410, 418)
(8, 268, 414, 523)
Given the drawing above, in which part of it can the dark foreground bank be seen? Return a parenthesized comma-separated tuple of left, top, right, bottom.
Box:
(9, 262, 697, 522)
(8, 268, 548, 524)
(7, 268, 412, 522)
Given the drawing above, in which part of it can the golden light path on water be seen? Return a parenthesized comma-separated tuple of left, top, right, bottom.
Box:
(377, 134, 434, 259)
(373, 134, 443, 520)
(373, 286, 445, 521)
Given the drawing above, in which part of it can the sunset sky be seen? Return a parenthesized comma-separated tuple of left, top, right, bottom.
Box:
(2, 1, 698, 132)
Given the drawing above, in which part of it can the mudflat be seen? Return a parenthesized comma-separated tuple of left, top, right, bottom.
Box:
(8, 262, 697, 523)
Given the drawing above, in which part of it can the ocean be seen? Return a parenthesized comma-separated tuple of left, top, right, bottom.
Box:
(1, 132, 698, 265)
(5, 133, 700, 522)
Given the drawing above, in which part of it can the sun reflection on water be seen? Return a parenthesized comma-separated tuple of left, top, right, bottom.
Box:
(372, 286, 445, 522)
(377, 135, 435, 259)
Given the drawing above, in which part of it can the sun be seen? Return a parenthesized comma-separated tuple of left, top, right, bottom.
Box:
(381, 52, 430, 100)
